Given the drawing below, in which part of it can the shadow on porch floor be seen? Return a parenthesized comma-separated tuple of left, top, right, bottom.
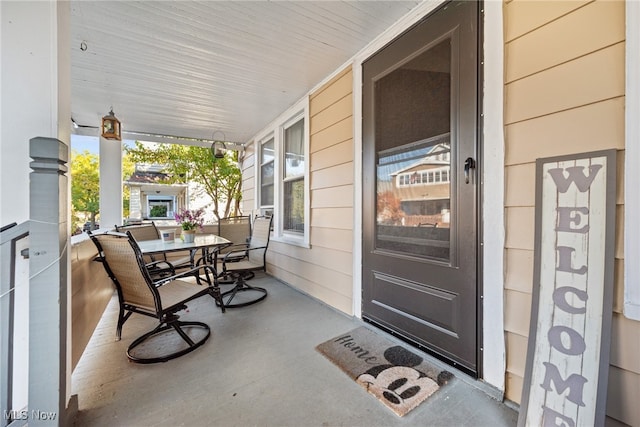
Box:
(71, 272, 518, 426)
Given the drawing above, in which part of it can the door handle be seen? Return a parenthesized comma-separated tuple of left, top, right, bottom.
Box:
(464, 157, 476, 184)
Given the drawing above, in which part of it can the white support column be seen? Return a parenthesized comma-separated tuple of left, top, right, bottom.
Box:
(481, 0, 506, 392)
(29, 138, 69, 426)
(1, 1, 74, 425)
(99, 137, 123, 228)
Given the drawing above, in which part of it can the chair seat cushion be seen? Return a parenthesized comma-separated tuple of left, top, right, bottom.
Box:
(157, 279, 205, 312)
(224, 259, 263, 272)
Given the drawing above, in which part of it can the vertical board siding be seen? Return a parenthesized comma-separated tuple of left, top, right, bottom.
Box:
(261, 66, 355, 314)
(503, 2, 636, 425)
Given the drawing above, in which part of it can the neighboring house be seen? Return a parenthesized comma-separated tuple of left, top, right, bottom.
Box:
(387, 138, 451, 226)
(124, 164, 216, 225)
(124, 164, 187, 222)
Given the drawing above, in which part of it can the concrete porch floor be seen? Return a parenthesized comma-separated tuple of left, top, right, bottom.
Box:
(71, 273, 519, 426)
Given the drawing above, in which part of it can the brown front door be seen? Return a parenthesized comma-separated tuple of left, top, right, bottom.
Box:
(362, 1, 480, 374)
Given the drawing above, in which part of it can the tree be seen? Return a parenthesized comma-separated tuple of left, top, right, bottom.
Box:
(377, 191, 404, 225)
(122, 152, 135, 219)
(71, 150, 100, 231)
(125, 142, 242, 220)
(71, 150, 136, 233)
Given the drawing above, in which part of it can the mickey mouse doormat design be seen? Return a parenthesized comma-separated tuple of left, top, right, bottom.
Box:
(316, 326, 453, 417)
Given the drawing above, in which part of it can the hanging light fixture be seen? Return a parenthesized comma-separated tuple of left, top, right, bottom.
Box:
(101, 108, 121, 140)
(210, 131, 227, 159)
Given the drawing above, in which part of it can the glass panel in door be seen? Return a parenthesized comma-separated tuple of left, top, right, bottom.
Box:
(374, 38, 452, 263)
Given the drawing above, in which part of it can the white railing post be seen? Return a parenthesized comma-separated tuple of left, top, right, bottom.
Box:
(28, 137, 69, 426)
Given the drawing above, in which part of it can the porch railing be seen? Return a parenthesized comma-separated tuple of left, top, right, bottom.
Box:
(0, 137, 71, 427)
(1, 221, 30, 427)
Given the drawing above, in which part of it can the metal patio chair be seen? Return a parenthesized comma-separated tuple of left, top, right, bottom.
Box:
(90, 231, 225, 363)
(218, 215, 273, 308)
(215, 215, 252, 283)
(116, 222, 193, 277)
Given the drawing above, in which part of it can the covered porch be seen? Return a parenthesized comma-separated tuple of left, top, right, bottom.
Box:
(71, 272, 517, 426)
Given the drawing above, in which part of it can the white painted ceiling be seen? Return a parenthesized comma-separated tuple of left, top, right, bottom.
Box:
(71, 1, 422, 146)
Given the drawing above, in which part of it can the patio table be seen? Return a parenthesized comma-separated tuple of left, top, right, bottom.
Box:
(136, 233, 231, 273)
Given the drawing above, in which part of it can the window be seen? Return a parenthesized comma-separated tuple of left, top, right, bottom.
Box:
(254, 98, 309, 246)
(398, 167, 451, 187)
(283, 118, 305, 234)
(147, 195, 175, 219)
(259, 136, 275, 211)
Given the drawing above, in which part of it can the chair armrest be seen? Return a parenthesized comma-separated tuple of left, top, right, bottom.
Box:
(221, 244, 250, 262)
(145, 259, 176, 277)
(153, 264, 217, 287)
(222, 245, 267, 264)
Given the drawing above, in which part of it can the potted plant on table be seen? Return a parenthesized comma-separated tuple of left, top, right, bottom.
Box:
(174, 208, 205, 243)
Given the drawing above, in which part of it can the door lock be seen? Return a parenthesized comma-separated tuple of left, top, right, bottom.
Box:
(464, 157, 476, 184)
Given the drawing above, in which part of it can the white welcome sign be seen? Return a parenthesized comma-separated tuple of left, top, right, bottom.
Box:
(518, 150, 616, 427)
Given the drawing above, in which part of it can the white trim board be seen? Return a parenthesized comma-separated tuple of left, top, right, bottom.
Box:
(625, 1, 640, 320)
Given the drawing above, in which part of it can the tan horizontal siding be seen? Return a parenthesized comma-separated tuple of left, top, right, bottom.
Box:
(504, 248, 533, 294)
(242, 147, 256, 169)
(262, 66, 355, 315)
(269, 250, 352, 295)
(311, 139, 353, 170)
(312, 185, 353, 209)
(505, 42, 625, 124)
(268, 264, 353, 315)
(502, 2, 633, 416)
(613, 259, 624, 314)
(506, 0, 624, 83)
(504, 0, 588, 42)
(311, 207, 353, 230)
(310, 227, 353, 253)
(504, 207, 534, 250)
(311, 162, 353, 190)
(309, 67, 352, 113)
(504, 289, 531, 337)
(616, 151, 625, 205)
(310, 116, 352, 153)
(505, 98, 624, 166)
(310, 94, 352, 134)
(610, 313, 640, 375)
(505, 370, 524, 403)
(504, 163, 535, 207)
(606, 366, 640, 426)
(506, 331, 528, 380)
(270, 240, 352, 277)
(241, 142, 257, 213)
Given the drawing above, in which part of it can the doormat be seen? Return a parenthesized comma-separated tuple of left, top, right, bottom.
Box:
(316, 326, 453, 417)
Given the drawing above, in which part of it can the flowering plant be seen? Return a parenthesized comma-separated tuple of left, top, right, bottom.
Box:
(174, 208, 205, 231)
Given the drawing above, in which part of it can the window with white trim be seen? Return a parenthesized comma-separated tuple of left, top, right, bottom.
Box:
(282, 117, 305, 234)
(258, 135, 274, 216)
(254, 98, 309, 246)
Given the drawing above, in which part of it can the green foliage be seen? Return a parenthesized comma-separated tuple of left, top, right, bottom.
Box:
(71, 150, 136, 231)
(122, 152, 135, 219)
(149, 205, 168, 217)
(125, 142, 242, 220)
(71, 150, 100, 230)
